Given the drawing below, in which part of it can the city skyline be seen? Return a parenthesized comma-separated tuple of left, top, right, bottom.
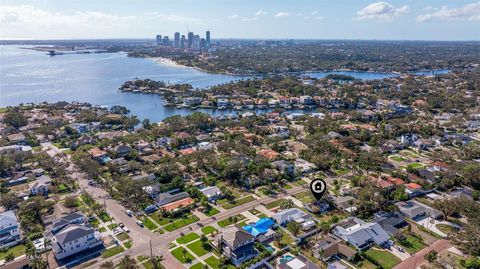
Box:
(0, 0, 479, 41)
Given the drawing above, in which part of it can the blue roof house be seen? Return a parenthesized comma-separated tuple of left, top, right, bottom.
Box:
(243, 218, 276, 242)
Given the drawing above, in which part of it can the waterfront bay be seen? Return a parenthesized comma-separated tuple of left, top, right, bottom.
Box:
(0, 45, 448, 122)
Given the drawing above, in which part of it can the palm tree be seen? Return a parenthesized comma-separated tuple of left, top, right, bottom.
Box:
(118, 255, 138, 269)
(279, 199, 294, 209)
(150, 255, 164, 269)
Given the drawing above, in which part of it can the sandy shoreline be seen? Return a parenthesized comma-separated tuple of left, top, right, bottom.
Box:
(149, 57, 187, 68)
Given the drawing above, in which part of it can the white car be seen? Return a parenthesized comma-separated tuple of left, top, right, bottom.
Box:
(125, 210, 133, 217)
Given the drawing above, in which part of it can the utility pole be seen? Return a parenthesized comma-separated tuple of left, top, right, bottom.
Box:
(150, 239, 153, 260)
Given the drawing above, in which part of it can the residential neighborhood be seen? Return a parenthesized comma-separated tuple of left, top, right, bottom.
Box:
(1, 68, 479, 269)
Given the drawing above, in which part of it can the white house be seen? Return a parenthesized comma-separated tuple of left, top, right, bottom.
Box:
(0, 211, 22, 249)
(50, 224, 103, 260)
(46, 212, 102, 260)
(333, 217, 389, 250)
(199, 186, 223, 202)
(29, 175, 52, 196)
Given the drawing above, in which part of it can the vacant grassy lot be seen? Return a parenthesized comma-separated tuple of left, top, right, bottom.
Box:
(436, 224, 459, 235)
(364, 248, 401, 269)
(217, 214, 246, 228)
(189, 263, 204, 269)
(201, 226, 217, 235)
(265, 198, 288, 209)
(164, 215, 200, 232)
(117, 232, 130, 241)
(221, 195, 255, 209)
(397, 233, 426, 254)
(204, 207, 220, 216)
(176, 232, 200, 244)
(171, 247, 195, 263)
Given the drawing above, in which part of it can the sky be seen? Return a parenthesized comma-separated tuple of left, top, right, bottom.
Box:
(0, 0, 479, 40)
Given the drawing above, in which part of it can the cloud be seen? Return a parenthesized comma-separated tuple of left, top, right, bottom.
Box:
(417, 2, 480, 22)
(312, 11, 318, 15)
(355, 1, 409, 21)
(228, 14, 256, 22)
(255, 10, 268, 16)
(0, 5, 203, 39)
(274, 12, 290, 17)
(228, 14, 239, 19)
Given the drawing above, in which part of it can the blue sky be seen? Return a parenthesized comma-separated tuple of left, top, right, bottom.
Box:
(1, 0, 479, 40)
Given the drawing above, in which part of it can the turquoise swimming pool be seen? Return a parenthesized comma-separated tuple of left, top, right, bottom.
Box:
(279, 255, 294, 264)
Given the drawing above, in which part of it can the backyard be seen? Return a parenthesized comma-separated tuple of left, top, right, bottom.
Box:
(364, 248, 401, 269)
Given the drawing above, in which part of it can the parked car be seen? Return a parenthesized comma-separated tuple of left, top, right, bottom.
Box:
(125, 210, 133, 217)
(136, 220, 144, 227)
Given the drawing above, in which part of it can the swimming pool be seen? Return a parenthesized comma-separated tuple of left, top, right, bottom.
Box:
(279, 255, 295, 264)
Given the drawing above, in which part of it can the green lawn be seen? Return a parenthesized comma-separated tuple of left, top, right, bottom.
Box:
(397, 234, 426, 254)
(0, 244, 25, 260)
(257, 213, 268, 218)
(171, 247, 195, 263)
(142, 217, 159, 231)
(390, 155, 407, 162)
(217, 214, 246, 228)
(102, 245, 125, 258)
(221, 195, 255, 210)
(98, 227, 107, 232)
(176, 232, 200, 244)
(164, 215, 200, 232)
(124, 240, 133, 249)
(265, 198, 287, 209)
(117, 232, 130, 241)
(407, 162, 425, 170)
(364, 248, 401, 269)
(107, 223, 118, 230)
(189, 263, 205, 269)
(204, 256, 220, 269)
(201, 226, 217, 235)
(186, 240, 210, 257)
(97, 211, 112, 222)
(204, 207, 220, 216)
(273, 228, 294, 247)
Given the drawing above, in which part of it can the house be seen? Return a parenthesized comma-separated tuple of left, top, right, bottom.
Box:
(329, 196, 357, 212)
(29, 175, 52, 196)
(294, 158, 316, 174)
(405, 183, 423, 197)
(399, 134, 418, 146)
(332, 217, 389, 250)
(132, 173, 156, 181)
(214, 226, 257, 266)
(139, 154, 161, 164)
(373, 211, 407, 236)
(6, 133, 27, 144)
(272, 160, 295, 176)
(45, 212, 102, 260)
(198, 141, 213, 151)
(0, 211, 22, 249)
(258, 149, 280, 160)
(199, 186, 223, 202)
(88, 147, 109, 163)
(242, 218, 275, 242)
(0, 145, 32, 153)
(115, 144, 132, 156)
(272, 208, 309, 226)
(150, 189, 194, 212)
(396, 200, 443, 220)
(314, 234, 357, 262)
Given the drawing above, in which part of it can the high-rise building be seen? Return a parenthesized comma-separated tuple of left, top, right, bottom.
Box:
(162, 36, 170, 46)
(194, 34, 200, 49)
(188, 32, 194, 48)
(180, 35, 186, 49)
(156, 35, 162, 45)
(200, 38, 206, 50)
(206, 31, 211, 48)
(174, 32, 180, 48)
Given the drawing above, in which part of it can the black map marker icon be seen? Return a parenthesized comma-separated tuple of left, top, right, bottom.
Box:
(310, 178, 327, 201)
